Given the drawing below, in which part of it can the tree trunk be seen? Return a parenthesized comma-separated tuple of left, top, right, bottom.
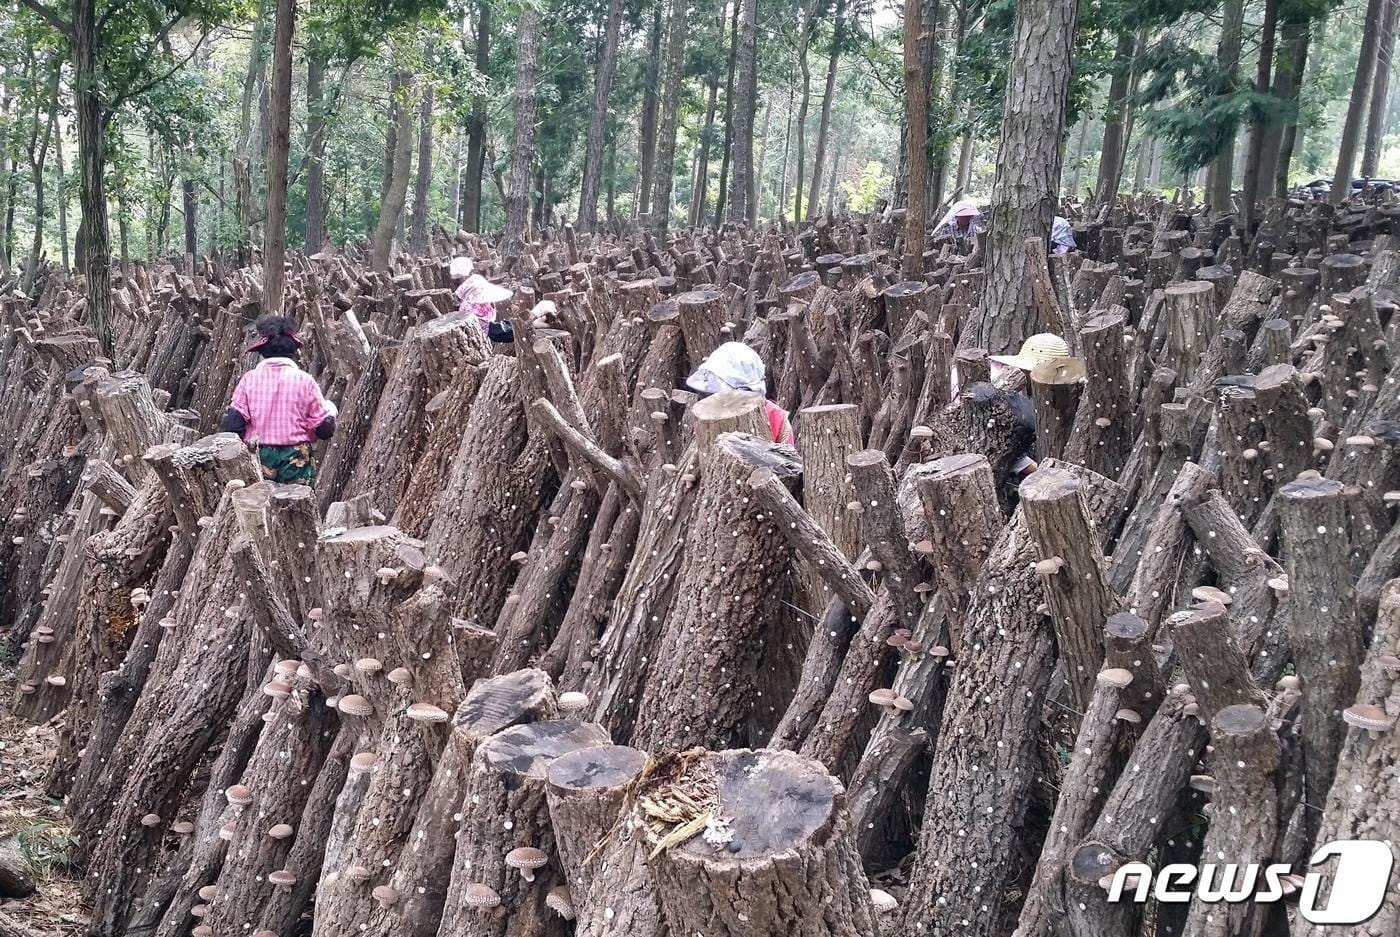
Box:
(777, 85, 794, 219)
(805, 0, 844, 220)
(1206, 0, 1244, 214)
(73, 0, 114, 358)
(1330, 0, 1386, 202)
(637, 5, 662, 219)
(235, 0, 271, 261)
(922, 0, 948, 211)
(24, 62, 58, 293)
(1273, 18, 1315, 197)
(727, 0, 758, 223)
(650, 0, 689, 228)
(262, 0, 295, 314)
(304, 44, 328, 251)
(55, 116, 68, 269)
(463, 1, 489, 232)
(409, 43, 435, 253)
(503, 8, 540, 247)
(969, 0, 1078, 354)
(1094, 31, 1135, 204)
(1362, 0, 1399, 177)
(1241, 0, 1279, 232)
(791, 2, 816, 221)
(576, 0, 624, 231)
(371, 71, 414, 270)
(714, 0, 740, 225)
(901, 0, 927, 278)
(690, 69, 720, 227)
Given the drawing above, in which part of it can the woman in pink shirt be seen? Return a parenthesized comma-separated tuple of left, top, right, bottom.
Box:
(221, 316, 337, 485)
(684, 342, 795, 444)
(450, 256, 515, 342)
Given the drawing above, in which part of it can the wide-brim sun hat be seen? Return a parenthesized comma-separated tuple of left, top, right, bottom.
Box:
(989, 333, 1071, 372)
(449, 256, 474, 279)
(954, 205, 981, 218)
(457, 274, 513, 304)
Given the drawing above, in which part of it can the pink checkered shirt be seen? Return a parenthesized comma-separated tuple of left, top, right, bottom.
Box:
(229, 358, 337, 446)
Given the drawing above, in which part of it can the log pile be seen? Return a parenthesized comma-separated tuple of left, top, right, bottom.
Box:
(3, 192, 1400, 937)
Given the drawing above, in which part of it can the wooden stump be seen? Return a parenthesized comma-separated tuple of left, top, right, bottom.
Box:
(370, 668, 559, 937)
(631, 393, 798, 752)
(641, 749, 876, 937)
(545, 745, 664, 937)
(438, 719, 612, 937)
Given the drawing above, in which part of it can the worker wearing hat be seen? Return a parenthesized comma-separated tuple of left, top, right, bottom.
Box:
(450, 256, 516, 342)
(986, 333, 1071, 484)
(933, 199, 986, 244)
(221, 315, 337, 486)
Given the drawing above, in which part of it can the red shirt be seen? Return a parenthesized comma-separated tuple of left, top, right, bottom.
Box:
(229, 358, 336, 446)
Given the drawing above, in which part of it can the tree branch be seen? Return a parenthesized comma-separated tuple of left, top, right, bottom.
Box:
(531, 398, 642, 503)
(16, 0, 72, 39)
(106, 20, 207, 116)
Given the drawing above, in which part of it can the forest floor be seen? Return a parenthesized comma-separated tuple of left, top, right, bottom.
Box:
(0, 665, 85, 935)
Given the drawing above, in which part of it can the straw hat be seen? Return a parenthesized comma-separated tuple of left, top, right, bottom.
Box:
(449, 256, 474, 279)
(457, 274, 513, 304)
(989, 333, 1071, 372)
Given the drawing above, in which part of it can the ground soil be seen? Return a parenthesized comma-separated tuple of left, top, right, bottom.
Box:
(0, 666, 85, 935)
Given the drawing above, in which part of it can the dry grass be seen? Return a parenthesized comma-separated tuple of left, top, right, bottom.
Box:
(0, 667, 86, 935)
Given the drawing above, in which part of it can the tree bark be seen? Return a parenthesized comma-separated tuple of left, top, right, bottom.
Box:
(637, 5, 662, 219)
(1362, 0, 1399, 177)
(805, 0, 844, 220)
(1094, 31, 1136, 204)
(371, 71, 413, 270)
(462, 1, 490, 233)
(1206, 0, 1244, 214)
(576, 0, 625, 230)
(901, 0, 927, 279)
(969, 0, 1078, 354)
(72, 0, 115, 357)
(714, 0, 741, 225)
(304, 42, 328, 251)
(1275, 16, 1319, 197)
(1330, 0, 1386, 202)
(650, 0, 689, 229)
(262, 0, 295, 313)
(727, 0, 758, 223)
(791, 0, 817, 221)
(1241, 0, 1278, 232)
(503, 8, 539, 247)
(409, 41, 435, 253)
(234, 0, 271, 260)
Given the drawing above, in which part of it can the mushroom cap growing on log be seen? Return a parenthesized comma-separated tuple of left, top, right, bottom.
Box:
(263, 679, 292, 699)
(371, 884, 400, 906)
(267, 870, 297, 887)
(504, 846, 548, 873)
(463, 883, 502, 909)
(1097, 667, 1135, 688)
(140, 813, 161, 827)
(557, 690, 590, 714)
(406, 702, 450, 723)
(1190, 585, 1232, 606)
(225, 784, 253, 807)
(1343, 703, 1395, 734)
(545, 886, 576, 920)
(348, 752, 377, 773)
(171, 821, 195, 835)
(267, 823, 294, 839)
(870, 889, 899, 913)
(354, 657, 383, 674)
(387, 667, 412, 685)
(338, 694, 373, 717)
(869, 688, 899, 708)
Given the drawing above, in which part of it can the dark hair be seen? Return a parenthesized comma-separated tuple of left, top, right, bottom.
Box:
(253, 314, 301, 359)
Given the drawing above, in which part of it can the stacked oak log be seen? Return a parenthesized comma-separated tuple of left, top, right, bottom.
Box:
(3, 190, 1400, 937)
